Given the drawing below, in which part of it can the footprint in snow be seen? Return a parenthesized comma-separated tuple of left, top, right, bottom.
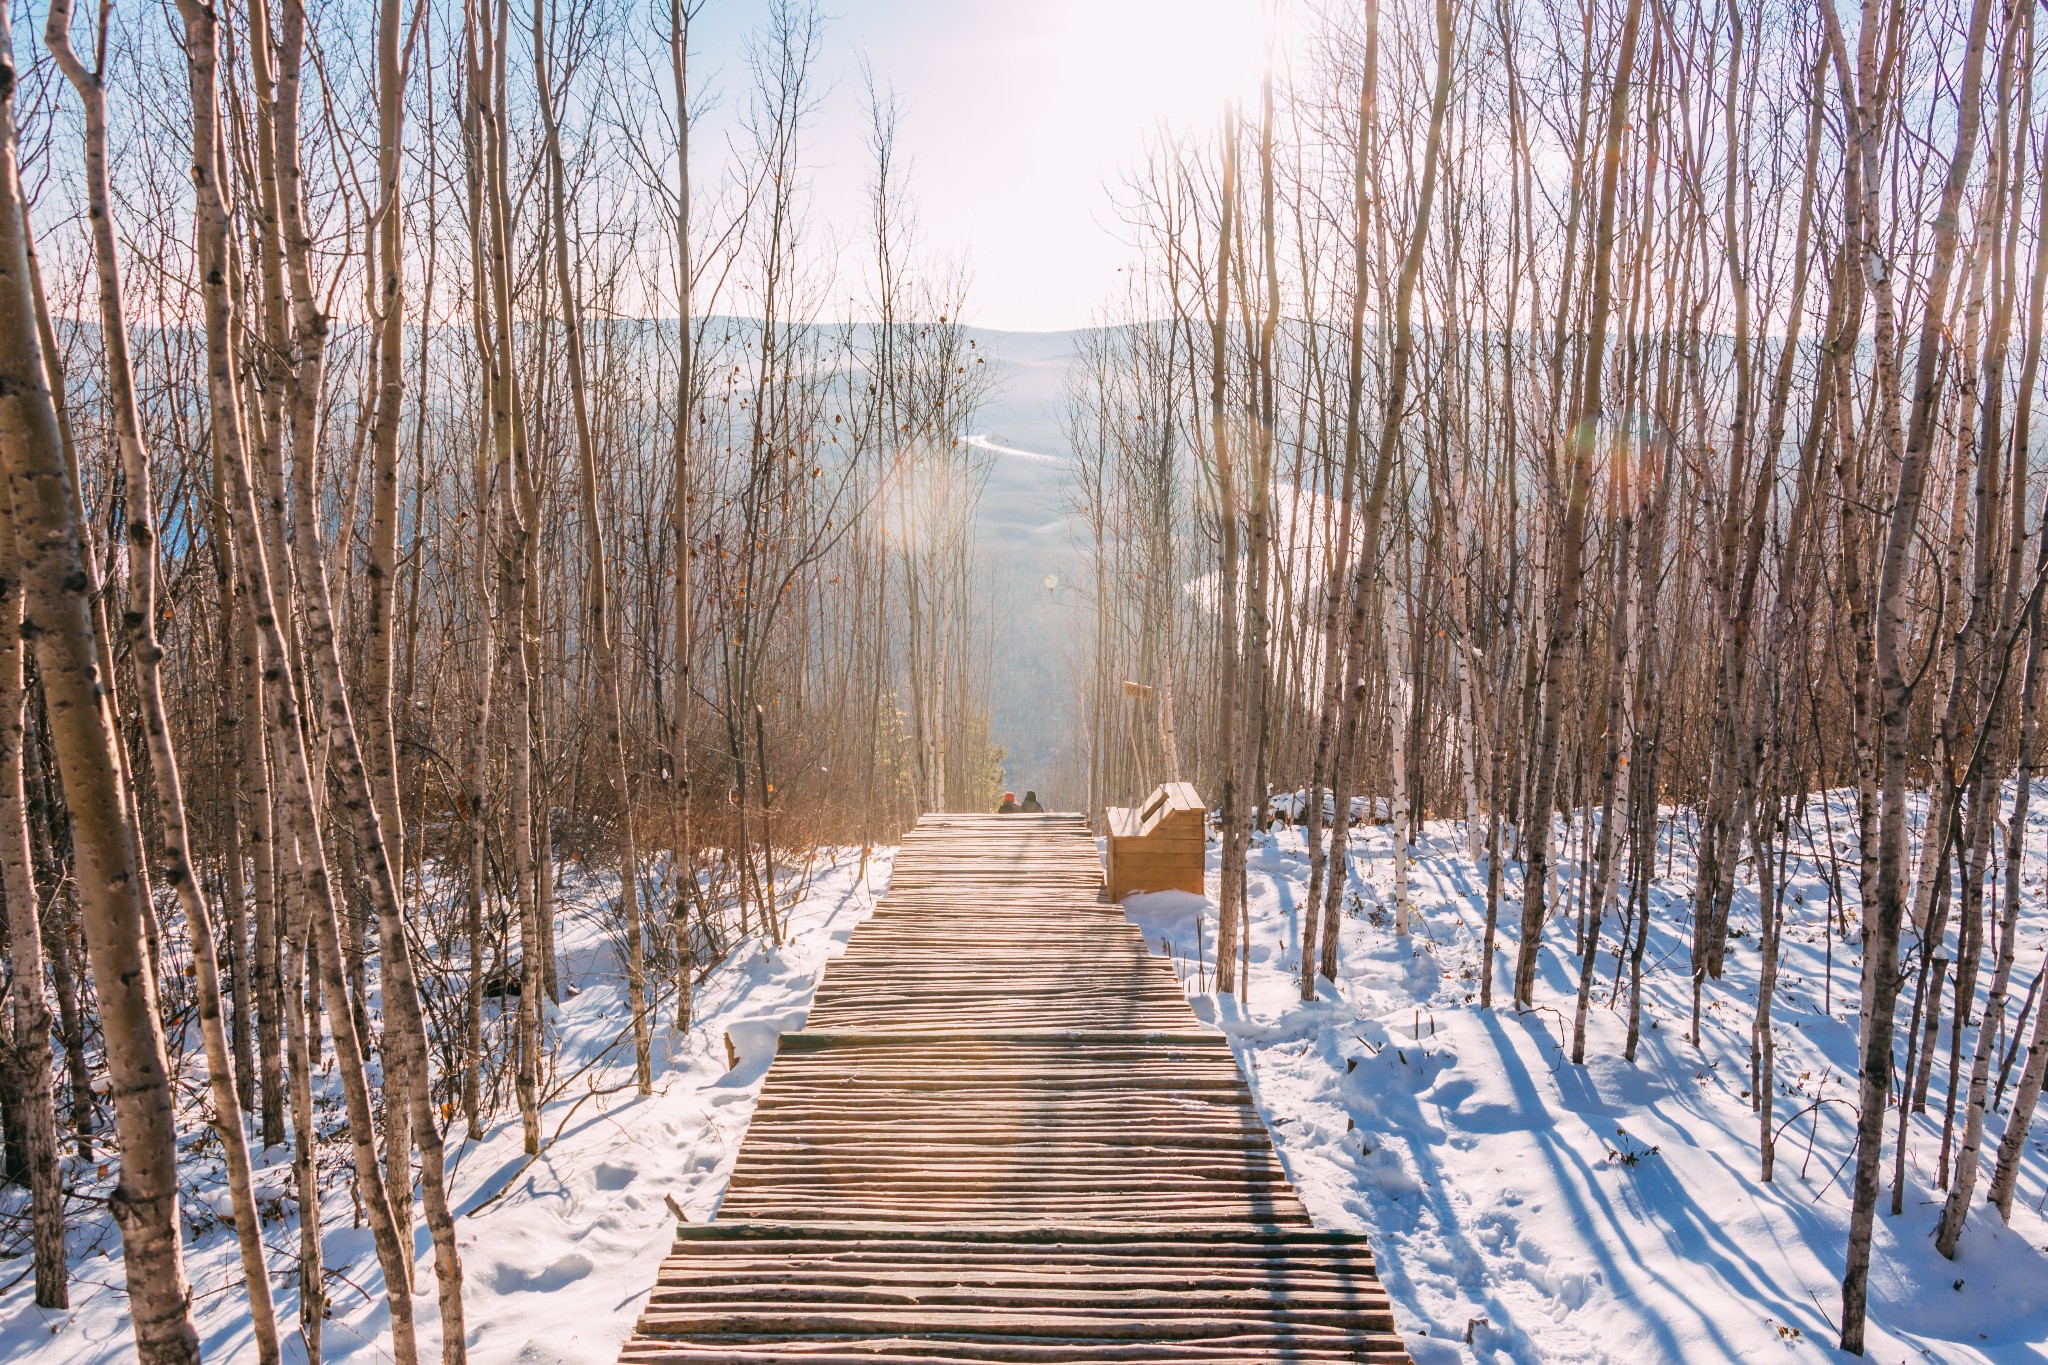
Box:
(490, 1250, 595, 1294)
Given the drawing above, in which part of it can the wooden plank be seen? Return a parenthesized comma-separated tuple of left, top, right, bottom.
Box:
(778, 1029, 1228, 1050)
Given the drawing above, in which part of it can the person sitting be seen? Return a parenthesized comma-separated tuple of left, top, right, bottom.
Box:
(1020, 790, 1045, 812)
(997, 791, 1020, 814)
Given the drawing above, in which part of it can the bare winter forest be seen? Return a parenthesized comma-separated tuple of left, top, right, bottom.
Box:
(0, 0, 2041, 1358)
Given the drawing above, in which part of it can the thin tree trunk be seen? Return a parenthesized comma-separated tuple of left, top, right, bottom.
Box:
(1300, 19, 1377, 999)
(43, 3, 281, 1350)
(362, 0, 413, 1238)
(1210, 106, 1243, 995)
(1517, 0, 1642, 1009)
(0, 464, 63, 1308)
(0, 17, 195, 1354)
(181, 0, 425, 1351)
(1827, 0, 1996, 1343)
(534, 0, 650, 1092)
(1323, 0, 1451, 986)
(472, 0, 544, 1152)
(669, 0, 699, 1033)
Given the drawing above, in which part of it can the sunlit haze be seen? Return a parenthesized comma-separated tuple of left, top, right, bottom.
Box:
(687, 0, 1270, 330)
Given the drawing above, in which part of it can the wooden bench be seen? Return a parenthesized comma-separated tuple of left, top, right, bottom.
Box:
(1104, 781, 1206, 901)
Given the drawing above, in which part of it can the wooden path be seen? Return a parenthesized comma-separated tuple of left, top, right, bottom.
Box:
(619, 813, 1411, 1363)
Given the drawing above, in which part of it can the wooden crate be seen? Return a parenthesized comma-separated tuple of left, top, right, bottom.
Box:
(1104, 781, 1206, 900)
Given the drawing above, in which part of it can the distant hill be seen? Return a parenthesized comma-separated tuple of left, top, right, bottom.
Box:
(959, 328, 1091, 809)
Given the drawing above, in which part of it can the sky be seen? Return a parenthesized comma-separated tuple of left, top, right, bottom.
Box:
(683, 0, 1271, 332)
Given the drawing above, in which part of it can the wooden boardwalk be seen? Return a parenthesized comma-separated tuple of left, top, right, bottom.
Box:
(619, 813, 1411, 1363)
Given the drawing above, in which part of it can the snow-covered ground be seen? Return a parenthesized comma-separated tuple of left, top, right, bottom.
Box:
(1123, 792, 2048, 1365)
(0, 846, 890, 1364)
(8, 793, 2048, 1365)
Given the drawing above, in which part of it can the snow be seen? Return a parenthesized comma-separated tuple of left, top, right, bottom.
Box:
(0, 846, 890, 1365)
(8, 791, 2048, 1365)
(1122, 792, 2048, 1364)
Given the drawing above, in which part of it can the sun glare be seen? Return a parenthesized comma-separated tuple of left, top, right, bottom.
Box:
(1045, 0, 1274, 132)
